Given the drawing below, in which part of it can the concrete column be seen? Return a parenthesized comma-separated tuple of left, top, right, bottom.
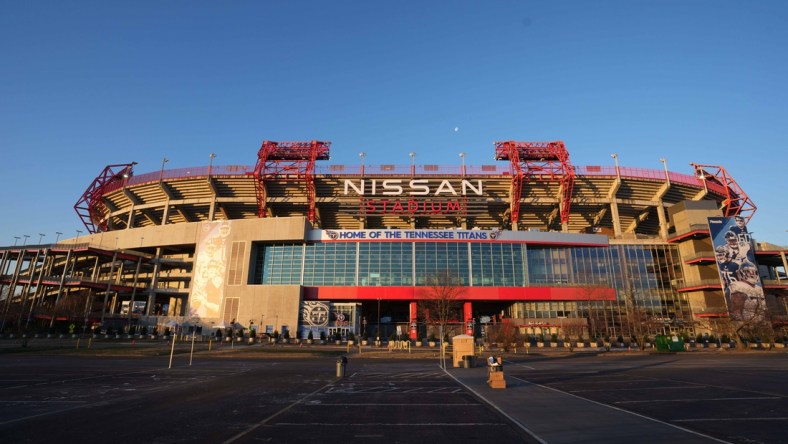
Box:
(409, 301, 418, 340)
(464, 301, 473, 335)
(657, 203, 668, 240)
(608, 179, 622, 238)
(146, 247, 162, 316)
(610, 200, 622, 238)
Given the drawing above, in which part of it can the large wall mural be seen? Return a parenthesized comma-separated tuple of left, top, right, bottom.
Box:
(708, 216, 765, 321)
(189, 221, 232, 318)
(301, 301, 330, 327)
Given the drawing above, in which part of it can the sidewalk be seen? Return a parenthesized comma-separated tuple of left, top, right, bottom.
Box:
(445, 365, 724, 444)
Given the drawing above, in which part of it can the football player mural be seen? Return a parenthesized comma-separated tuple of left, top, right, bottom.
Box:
(708, 217, 766, 321)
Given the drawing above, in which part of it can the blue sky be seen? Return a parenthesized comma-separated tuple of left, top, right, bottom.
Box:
(1, 1, 786, 246)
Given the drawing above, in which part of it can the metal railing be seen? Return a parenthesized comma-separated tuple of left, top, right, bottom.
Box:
(110, 163, 716, 193)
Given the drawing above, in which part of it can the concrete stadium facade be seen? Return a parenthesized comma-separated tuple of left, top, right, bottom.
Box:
(1, 140, 786, 342)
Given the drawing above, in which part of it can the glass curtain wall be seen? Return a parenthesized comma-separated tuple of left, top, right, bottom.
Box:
(252, 241, 689, 337)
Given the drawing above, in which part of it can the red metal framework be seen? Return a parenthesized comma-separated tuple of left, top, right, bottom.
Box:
(253, 140, 331, 221)
(494, 141, 575, 226)
(74, 163, 137, 233)
(690, 163, 756, 223)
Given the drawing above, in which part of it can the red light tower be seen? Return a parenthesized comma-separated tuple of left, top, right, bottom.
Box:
(74, 162, 137, 233)
(253, 140, 330, 222)
(691, 163, 756, 223)
(494, 141, 575, 227)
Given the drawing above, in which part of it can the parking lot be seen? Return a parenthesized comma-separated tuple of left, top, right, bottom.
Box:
(0, 351, 536, 444)
(0, 342, 785, 444)
(494, 352, 788, 444)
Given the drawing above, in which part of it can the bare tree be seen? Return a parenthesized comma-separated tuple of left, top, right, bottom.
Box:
(485, 320, 518, 351)
(729, 294, 774, 344)
(419, 270, 465, 341)
(578, 282, 613, 340)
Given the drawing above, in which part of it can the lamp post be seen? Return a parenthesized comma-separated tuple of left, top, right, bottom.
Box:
(659, 158, 669, 184)
(38, 233, 45, 244)
(160, 157, 169, 181)
(122, 161, 137, 187)
(55, 232, 62, 243)
(693, 163, 708, 193)
(409, 151, 416, 176)
(359, 151, 366, 176)
(13, 236, 20, 246)
(22, 235, 29, 246)
(611, 153, 620, 178)
(459, 152, 466, 176)
(75, 229, 83, 246)
(208, 153, 216, 176)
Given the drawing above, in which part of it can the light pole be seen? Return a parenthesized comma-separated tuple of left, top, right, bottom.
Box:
(122, 161, 137, 188)
(13, 236, 20, 246)
(459, 152, 466, 176)
(38, 233, 45, 244)
(359, 151, 366, 176)
(409, 151, 416, 176)
(22, 235, 29, 246)
(160, 157, 169, 181)
(692, 163, 708, 193)
(76, 229, 83, 245)
(611, 153, 620, 178)
(659, 158, 669, 184)
(55, 231, 62, 243)
(208, 153, 216, 176)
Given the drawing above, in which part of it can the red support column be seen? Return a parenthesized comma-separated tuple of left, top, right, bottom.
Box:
(464, 302, 473, 335)
(409, 301, 418, 340)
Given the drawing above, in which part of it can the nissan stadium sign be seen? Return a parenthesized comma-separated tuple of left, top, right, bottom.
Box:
(341, 178, 484, 216)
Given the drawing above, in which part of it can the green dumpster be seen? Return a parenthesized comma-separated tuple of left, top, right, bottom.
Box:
(654, 335, 684, 352)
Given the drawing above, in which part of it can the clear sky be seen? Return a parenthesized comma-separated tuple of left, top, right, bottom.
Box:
(1, 1, 786, 246)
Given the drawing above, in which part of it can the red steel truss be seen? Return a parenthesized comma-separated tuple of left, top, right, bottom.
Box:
(691, 163, 756, 223)
(254, 140, 331, 221)
(494, 141, 575, 226)
(74, 163, 137, 233)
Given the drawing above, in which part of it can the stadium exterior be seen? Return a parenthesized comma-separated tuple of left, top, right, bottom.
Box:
(1, 140, 786, 343)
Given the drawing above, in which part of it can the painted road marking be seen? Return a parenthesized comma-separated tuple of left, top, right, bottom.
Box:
(616, 396, 780, 404)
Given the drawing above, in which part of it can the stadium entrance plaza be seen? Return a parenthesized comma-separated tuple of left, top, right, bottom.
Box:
(0, 341, 785, 444)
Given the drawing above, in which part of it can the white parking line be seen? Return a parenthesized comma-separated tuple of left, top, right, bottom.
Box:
(0, 400, 87, 404)
(222, 381, 334, 444)
(616, 396, 780, 404)
(571, 385, 703, 393)
(510, 376, 731, 444)
(444, 371, 548, 444)
(303, 403, 481, 406)
(673, 417, 788, 422)
(275, 422, 505, 426)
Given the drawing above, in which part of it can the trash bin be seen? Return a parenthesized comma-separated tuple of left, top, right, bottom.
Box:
(462, 355, 474, 368)
(336, 356, 347, 377)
